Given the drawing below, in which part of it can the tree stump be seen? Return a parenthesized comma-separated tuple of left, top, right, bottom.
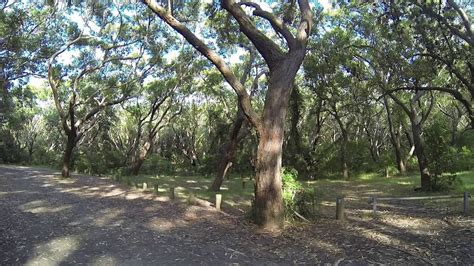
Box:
(169, 187, 175, 200)
(464, 192, 470, 215)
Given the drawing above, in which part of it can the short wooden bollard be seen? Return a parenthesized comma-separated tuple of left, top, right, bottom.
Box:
(372, 197, 378, 216)
(187, 192, 196, 204)
(464, 192, 470, 215)
(143, 182, 148, 190)
(215, 194, 222, 210)
(242, 180, 246, 189)
(154, 184, 159, 194)
(336, 197, 345, 220)
(169, 187, 175, 200)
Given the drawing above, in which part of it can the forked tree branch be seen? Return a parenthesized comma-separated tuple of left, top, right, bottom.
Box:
(142, 0, 263, 132)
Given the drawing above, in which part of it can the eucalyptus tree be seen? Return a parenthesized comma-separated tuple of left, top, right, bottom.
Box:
(304, 22, 371, 178)
(127, 56, 191, 175)
(142, 0, 314, 228)
(47, 3, 157, 177)
(211, 51, 266, 191)
(373, 0, 474, 128)
(358, 1, 442, 189)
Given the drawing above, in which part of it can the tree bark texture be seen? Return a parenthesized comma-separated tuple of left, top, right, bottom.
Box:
(61, 128, 77, 178)
(253, 59, 303, 229)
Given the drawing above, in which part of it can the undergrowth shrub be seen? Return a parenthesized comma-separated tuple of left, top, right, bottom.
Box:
(282, 168, 318, 220)
(425, 121, 464, 191)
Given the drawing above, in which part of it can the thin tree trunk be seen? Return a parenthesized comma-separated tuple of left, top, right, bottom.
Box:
(410, 117, 431, 190)
(333, 109, 350, 179)
(384, 97, 406, 175)
(210, 108, 246, 191)
(341, 133, 349, 179)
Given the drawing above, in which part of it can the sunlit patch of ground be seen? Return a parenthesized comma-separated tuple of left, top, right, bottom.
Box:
(1, 166, 472, 264)
(25, 236, 81, 266)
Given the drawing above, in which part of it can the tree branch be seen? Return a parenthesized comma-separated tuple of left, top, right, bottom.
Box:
(239, 1, 296, 49)
(221, 0, 284, 69)
(48, 32, 84, 133)
(142, 0, 263, 132)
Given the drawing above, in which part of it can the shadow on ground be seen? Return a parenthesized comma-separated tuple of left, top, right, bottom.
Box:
(0, 165, 472, 264)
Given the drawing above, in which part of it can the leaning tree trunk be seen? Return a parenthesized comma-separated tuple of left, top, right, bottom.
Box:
(61, 129, 77, 178)
(210, 108, 247, 191)
(130, 140, 152, 175)
(410, 115, 431, 190)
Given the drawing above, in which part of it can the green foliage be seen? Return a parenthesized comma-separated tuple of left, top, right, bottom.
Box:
(424, 120, 468, 191)
(282, 168, 318, 220)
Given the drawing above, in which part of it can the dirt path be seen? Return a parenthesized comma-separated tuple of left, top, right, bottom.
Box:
(1, 165, 472, 265)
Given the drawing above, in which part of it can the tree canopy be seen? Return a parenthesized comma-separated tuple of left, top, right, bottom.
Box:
(1, 0, 473, 230)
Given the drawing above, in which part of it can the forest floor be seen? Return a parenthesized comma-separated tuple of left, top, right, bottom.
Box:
(0, 165, 473, 265)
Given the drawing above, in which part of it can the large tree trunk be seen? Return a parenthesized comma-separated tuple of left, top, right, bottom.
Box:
(61, 129, 77, 178)
(142, 0, 313, 230)
(253, 62, 298, 229)
(410, 114, 431, 190)
(210, 108, 247, 191)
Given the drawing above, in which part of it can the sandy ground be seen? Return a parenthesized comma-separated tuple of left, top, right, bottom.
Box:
(0, 165, 472, 265)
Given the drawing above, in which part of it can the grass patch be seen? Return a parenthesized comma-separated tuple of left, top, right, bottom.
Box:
(117, 173, 254, 210)
(115, 170, 473, 214)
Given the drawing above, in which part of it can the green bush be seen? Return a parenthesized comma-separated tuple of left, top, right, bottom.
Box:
(424, 121, 465, 191)
(282, 168, 318, 220)
(431, 174, 463, 192)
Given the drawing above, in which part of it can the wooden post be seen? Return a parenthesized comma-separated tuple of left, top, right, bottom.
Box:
(242, 179, 246, 189)
(215, 194, 222, 210)
(187, 192, 196, 205)
(154, 184, 159, 194)
(143, 182, 148, 190)
(169, 187, 175, 200)
(336, 197, 345, 220)
(464, 192, 470, 215)
(372, 197, 377, 216)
